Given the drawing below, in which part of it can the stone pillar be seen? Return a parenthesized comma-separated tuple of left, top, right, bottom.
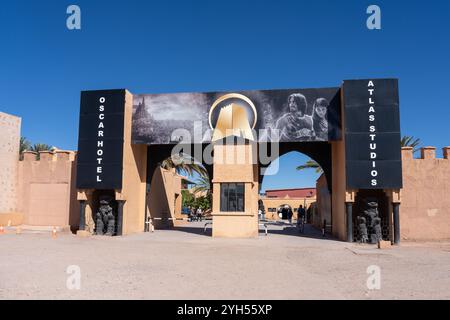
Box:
(345, 202, 353, 243)
(79, 200, 86, 231)
(420, 146, 436, 159)
(393, 202, 400, 245)
(116, 200, 125, 236)
(211, 141, 259, 238)
(443, 146, 450, 159)
(76, 190, 93, 236)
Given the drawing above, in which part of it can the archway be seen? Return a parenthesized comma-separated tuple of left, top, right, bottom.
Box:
(259, 148, 332, 237)
(145, 144, 212, 232)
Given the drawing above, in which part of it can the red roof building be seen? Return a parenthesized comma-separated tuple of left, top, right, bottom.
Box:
(264, 188, 316, 199)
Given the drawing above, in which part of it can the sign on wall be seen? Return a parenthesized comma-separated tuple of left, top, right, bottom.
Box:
(131, 88, 341, 144)
(343, 79, 402, 189)
(76, 89, 125, 189)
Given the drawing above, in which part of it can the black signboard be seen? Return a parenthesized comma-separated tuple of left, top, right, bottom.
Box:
(76, 89, 125, 189)
(343, 79, 402, 189)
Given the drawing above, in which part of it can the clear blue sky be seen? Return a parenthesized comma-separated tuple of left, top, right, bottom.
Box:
(1, 0, 449, 190)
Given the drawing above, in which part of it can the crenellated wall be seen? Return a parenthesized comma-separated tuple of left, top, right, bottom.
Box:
(17, 150, 79, 229)
(400, 146, 450, 240)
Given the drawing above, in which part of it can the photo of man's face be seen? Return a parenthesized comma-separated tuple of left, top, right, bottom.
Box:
(288, 94, 307, 116)
(288, 96, 298, 113)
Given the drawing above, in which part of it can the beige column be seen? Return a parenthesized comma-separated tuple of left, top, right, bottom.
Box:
(211, 142, 259, 238)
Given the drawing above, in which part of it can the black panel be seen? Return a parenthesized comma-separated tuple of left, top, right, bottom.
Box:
(345, 133, 401, 161)
(346, 161, 403, 189)
(76, 89, 125, 189)
(343, 79, 402, 189)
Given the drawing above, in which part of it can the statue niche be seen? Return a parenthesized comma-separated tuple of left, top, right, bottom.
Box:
(357, 200, 383, 244)
(95, 195, 116, 236)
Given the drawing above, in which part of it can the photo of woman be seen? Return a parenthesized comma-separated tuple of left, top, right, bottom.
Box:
(312, 97, 329, 141)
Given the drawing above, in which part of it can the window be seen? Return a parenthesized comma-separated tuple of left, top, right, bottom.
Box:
(220, 183, 245, 212)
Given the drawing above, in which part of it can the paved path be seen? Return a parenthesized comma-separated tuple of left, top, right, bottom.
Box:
(1, 222, 449, 299)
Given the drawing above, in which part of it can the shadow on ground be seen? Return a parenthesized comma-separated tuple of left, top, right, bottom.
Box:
(166, 221, 336, 241)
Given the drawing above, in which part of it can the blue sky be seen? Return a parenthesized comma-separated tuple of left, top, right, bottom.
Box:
(0, 0, 449, 190)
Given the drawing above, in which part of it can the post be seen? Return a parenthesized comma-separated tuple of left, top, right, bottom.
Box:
(345, 202, 353, 242)
(393, 202, 400, 245)
(79, 200, 86, 231)
(117, 200, 125, 236)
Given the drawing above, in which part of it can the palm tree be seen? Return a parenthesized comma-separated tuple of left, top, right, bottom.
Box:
(19, 137, 31, 160)
(401, 136, 421, 153)
(193, 173, 211, 197)
(31, 143, 52, 160)
(296, 159, 323, 174)
(160, 153, 208, 177)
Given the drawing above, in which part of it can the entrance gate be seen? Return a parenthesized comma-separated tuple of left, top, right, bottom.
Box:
(75, 79, 403, 243)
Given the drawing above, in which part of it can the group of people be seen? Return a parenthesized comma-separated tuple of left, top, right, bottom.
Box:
(279, 204, 306, 225)
(188, 207, 204, 222)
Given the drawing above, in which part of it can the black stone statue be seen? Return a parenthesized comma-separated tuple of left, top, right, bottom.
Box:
(357, 216, 369, 243)
(95, 196, 116, 236)
(357, 200, 383, 244)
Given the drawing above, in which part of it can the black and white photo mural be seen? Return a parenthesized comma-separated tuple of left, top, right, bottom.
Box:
(131, 88, 341, 144)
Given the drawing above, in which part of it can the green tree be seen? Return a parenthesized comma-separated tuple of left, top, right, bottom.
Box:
(181, 189, 195, 209)
(19, 137, 31, 160)
(401, 136, 421, 153)
(31, 143, 52, 160)
(296, 159, 323, 174)
(192, 173, 211, 197)
(160, 153, 207, 177)
(195, 195, 211, 211)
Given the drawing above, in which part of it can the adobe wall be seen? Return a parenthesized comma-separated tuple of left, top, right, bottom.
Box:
(18, 150, 79, 229)
(116, 90, 147, 235)
(315, 174, 331, 229)
(0, 112, 21, 225)
(147, 167, 183, 229)
(212, 143, 259, 238)
(400, 146, 450, 240)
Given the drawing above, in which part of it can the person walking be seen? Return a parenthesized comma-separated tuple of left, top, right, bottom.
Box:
(287, 206, 293, 225)
(297, 205, 306, 232)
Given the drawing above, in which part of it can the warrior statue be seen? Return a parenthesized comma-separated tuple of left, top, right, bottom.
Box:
(95, 196, 115, 236)
(357, 216, 369, 243)
(362, 200, 383, 244)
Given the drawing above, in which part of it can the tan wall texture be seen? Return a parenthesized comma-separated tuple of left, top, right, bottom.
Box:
(117, 90, 147, 235)
(315, 174, 331, 229)
(400, 146, 450, 240)
(0, 112, 21, 220)
(17, 150, 79, 228)
(147, 167, 183, 229)
(212, 143, 259, 238)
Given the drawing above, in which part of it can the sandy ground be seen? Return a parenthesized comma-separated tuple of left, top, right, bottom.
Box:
(1, 221, 449, 300)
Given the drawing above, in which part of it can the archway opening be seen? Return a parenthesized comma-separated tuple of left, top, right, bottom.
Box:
(146, 145, 212, 234)
(259, 149, 332, 237)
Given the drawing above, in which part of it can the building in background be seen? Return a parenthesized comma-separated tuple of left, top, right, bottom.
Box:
(260, 188, 316, 221)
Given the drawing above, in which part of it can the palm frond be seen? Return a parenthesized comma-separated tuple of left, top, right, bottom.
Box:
(296, 159, 323, 174)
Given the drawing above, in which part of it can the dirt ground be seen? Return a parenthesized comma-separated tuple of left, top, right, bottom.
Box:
(1, 221, 449, 300)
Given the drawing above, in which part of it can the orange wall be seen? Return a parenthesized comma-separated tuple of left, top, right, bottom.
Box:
(17, 150, 79, 229)
(400, 146, 450, 240)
